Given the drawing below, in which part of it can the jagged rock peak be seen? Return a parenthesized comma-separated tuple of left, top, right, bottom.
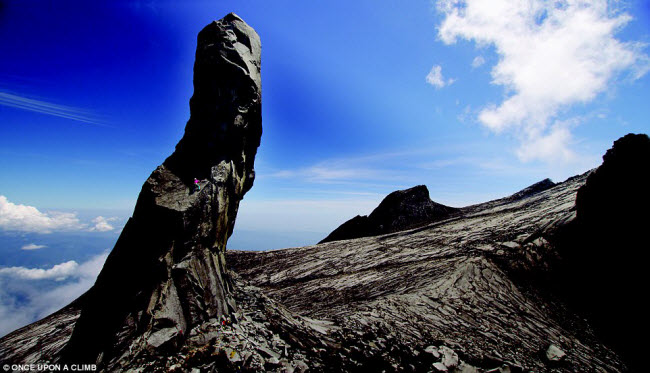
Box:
(372, 185, 432, 215)
(507, 178, 555, 201)
(577, 133, 650, 219)
(60, 14, 262, 367)
(320, 185, 458, 243)
(165, 12, 262, 188)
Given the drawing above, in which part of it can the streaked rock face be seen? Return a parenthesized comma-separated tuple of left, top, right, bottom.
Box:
(59, 13, 262, 366)
(228, 172, 627, 372)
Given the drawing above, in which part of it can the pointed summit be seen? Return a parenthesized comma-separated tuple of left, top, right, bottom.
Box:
(320, 185, 458, 243)
(61, 14, 262, 366)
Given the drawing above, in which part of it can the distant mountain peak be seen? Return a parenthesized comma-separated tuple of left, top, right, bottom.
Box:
(506, 178, 556, 201)
(320, 185, 458, 243)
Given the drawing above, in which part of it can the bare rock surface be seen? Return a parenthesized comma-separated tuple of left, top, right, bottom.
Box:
(0, 300, 82, 365)
(2, 135, 641, 372)
(228, 172, 626, 372)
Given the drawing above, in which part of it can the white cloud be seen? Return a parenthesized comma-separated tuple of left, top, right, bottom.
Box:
(0, 261, 79, 281)
(472, 56, 485, 68)
(0, 195, 85, 233)
(0, 196, 117, 233)
(0, 252, 108, 337)
(426, 65, 455, 88)
(516, 124, 575, 162)
(437, 0, 649, 162)
(89, 216, 116, 232)
(20, 243, 46, 251)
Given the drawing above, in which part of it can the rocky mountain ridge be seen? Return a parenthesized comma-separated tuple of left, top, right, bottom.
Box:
(3, 134, 648, 372)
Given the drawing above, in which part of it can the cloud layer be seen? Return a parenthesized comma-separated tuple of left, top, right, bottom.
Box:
(437, 0, 649, 162)
(0, 196, 118, 233)
(0, 261, 79, 281)
(0, 195, 84, 233)
(89, 216, 117, 232)
(0, 252, 108, 337)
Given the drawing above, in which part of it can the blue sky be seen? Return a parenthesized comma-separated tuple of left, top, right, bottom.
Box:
(1, 0, 649, 336)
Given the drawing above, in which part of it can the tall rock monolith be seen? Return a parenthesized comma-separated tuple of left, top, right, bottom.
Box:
(61, 13, 262, 365)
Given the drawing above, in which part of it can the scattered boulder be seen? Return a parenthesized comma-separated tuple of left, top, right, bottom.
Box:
(439, 345, 459, 368)
(485, 365, 512, 373)
(433, 361, 448, 371)
(546, 344, 566, 362)
(425, 345, 441, 358)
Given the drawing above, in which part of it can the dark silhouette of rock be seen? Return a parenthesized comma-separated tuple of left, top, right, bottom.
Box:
(552, 133, 650, 371)
(59, 13, 262, 366)
(506, 178, 555, 201)
(320, 185, 458, 243)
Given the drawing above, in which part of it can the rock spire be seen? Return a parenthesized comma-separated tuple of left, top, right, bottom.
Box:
(61, 13, 262, 365)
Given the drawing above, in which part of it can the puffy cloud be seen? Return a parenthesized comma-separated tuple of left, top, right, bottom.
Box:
(20, 243, 47, 251)
(471, 56, 485, 68)
(0, 252, 108, 337)
(426, 65, 454, 88)
(0, 195, 84, 233)
(0, 261, 79, 281)
(437, 0, 649, 162)
(89, 216, 116, 232)
(0, 196, 119, 233)
(516, 124, 575, 162)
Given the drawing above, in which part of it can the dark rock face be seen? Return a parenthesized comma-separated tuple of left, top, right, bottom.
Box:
(60, 13, 262, 366)
(320, 185, 458, 243)
(553, 133, 650, 371)
(576, 133, 650, 223)
(506, 178, 555, 201)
